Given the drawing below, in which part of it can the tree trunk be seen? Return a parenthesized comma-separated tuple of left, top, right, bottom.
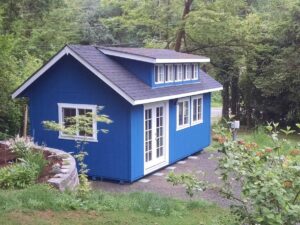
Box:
(230, 75, 240, 118)
(23, 104, 28, 137)
(174, 0, 193, 52)
(222, 79, 230, 119)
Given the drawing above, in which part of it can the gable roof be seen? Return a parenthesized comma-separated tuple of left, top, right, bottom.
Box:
(99, 47, 210, 63)
(12, 45, 222, 105)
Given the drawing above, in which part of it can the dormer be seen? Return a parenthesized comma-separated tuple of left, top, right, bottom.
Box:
(99, 47, 210, 88)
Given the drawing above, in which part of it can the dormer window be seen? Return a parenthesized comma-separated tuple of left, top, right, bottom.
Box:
(175, 64, 183, 82)
(165, 65, 174, 83)
(184, 64, 192, 80)
(192, 64, 199, 80)
(155, 65, 165, 84)
(154, 63, 199, 85)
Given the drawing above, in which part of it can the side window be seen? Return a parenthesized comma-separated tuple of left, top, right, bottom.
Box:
(177, 98, 190, 130)
(191, 95, 203, 125)
(59, 103, 97, 141)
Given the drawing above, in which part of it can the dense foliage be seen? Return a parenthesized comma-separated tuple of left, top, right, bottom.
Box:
(215, 122, 300, 225)
(0, 0, 299, 136)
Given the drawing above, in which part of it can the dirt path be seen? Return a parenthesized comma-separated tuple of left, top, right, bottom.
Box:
(92, 150, 237, 208)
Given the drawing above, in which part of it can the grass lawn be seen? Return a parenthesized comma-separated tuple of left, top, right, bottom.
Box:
(211, 92, 222, 108)
(0, 185, 238, 225)
(209, 123, 299, 154)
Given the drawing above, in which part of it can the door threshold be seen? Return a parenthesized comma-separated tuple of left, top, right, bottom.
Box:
(144, 161, 169, 175)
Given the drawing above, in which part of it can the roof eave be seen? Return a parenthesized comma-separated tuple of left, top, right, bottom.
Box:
(99, 48, 210, 64)
(12, 46, 136, 105)
(132, 86, 223, 105)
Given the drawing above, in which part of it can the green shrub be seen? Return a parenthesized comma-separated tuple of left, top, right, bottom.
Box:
(2, 136, 48, 189)
(0, 162, 38, 189)
(23, 151, 47, 175)
(217, 122, 300, 225)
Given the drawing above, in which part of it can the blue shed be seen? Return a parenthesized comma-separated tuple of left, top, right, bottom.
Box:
(12, 45, 222, 182)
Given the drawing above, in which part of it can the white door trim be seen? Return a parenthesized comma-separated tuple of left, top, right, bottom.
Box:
(143, 101, 169, 175)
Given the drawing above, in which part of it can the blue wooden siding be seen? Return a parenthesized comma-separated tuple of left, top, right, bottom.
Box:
(169, 93, 211, 163)
(129, 93, 211, 181)
(22, 55, 132, 182)
(130, 105, 144, 181)
(108, 56, 153, 86)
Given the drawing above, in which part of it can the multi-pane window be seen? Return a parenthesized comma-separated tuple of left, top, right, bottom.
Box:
(155, 65, 164, 83)
(58, 103, 97, 141)
(156, 106, 164, 158)
(191, 95, 203, 125)
(177, 95, 204, 130)
(177, 98, 190, 130)
(155, 64, 200, 84)
(165, 64, 174, 83)
(144, 109, 152, 162)
(192, 64, 199, 80)
(175, 64, 183, 82)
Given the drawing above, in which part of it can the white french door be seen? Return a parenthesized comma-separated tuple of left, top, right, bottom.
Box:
(144, 101, 169, 173)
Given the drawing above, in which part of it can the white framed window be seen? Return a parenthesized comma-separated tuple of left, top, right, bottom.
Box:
(175, 64, 183, 82)
(192, 64, 199, 80)
(176, 97, 190, 130)
(58, 103, 98, 142)
(191, 95, 203, 125)
(183, 64, 192, 81)
(155, 65, 165, 84)
(165, 64, 174, 83)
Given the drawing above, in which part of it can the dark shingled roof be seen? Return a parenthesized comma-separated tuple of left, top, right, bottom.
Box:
(68, 45, 222, 103)
(99, 46, 209, 60)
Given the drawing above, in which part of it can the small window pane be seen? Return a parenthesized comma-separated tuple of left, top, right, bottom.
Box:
(175, 64, 183, 81)
(193, 64, 199, 80)
(78, 109, 93, 137)
(62, 108, 76, 129)
(193, 99, 197, 121)
(185, 65, 192, 80)
(178, 102, 183, 125)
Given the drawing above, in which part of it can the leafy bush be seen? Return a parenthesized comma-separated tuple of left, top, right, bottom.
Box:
(0, 162, 39, 189)
(167, 171, 207, 198)
(217, 122, 300, 225)
(0, 136, 47, 189)
(22, 150, 47, 176)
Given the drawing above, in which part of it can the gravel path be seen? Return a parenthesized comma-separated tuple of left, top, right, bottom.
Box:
(91, 150, 238, 208)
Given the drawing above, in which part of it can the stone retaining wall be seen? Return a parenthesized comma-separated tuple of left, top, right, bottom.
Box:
(42, 146, 79, 191)
(0, 141, 79, 191)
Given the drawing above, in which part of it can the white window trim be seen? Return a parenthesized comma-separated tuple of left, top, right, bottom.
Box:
(191, 95, 203, 126)
(192, 64, 199, 80)
(175, 64, 183, 82)
(58, 103, 98, 142)
(176, 97, 190, 131)
(155, 65, 165, 84)
(165, 64, 174, 83)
